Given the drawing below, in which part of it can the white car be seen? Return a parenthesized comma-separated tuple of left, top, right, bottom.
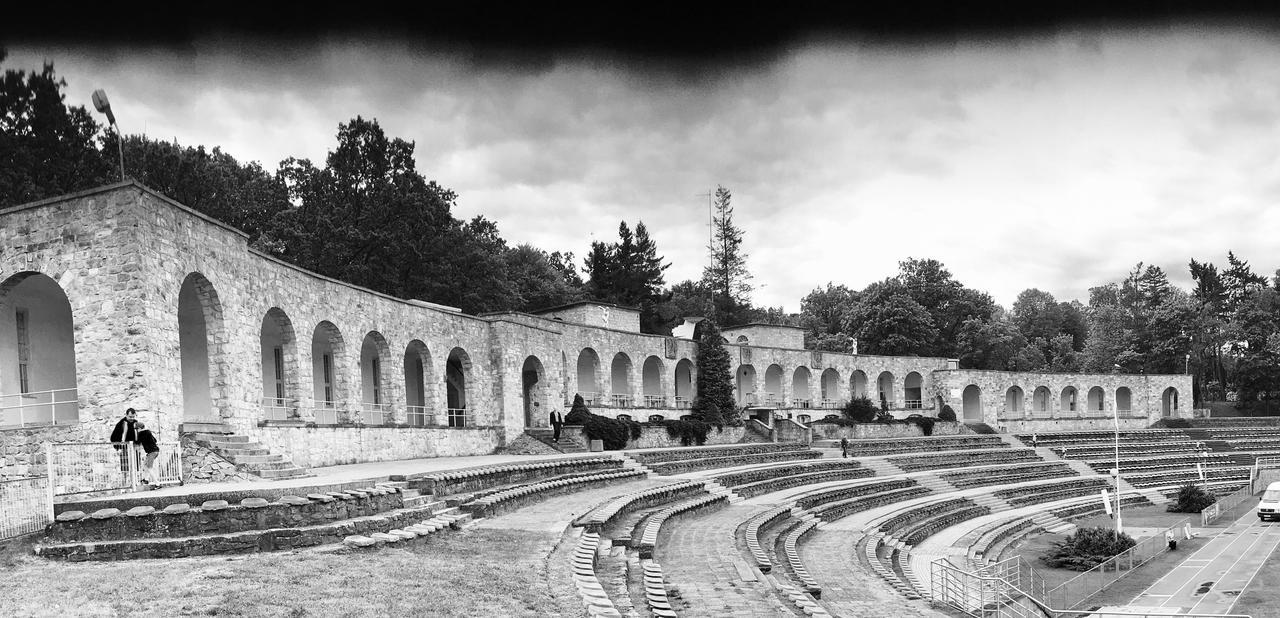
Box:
(1258, 481, 1280, 522)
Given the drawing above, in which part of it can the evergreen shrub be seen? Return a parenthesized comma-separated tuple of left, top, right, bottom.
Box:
(1040, 527, 1137, 571)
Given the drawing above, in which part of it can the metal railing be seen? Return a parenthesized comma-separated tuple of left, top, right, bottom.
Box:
(406, 405, 429, 427)
(45, 441, 182, 496)
(359, 402, 392, 426)
(261, 397, 295, 421)
(791, 398, 811, 409)
(310, 401, 350, 425)
(446, 408, 473, 428)
(1, 388, 79, 428)
(576, 392, 600, 406)
(643, 395, 665, 408)
(904, 399, 923, 409)
(609, 393, 634, 407)
(0, 475, 51, 541)
(1202, 483, 1257, 526)
(741, 392, 758, 405)
(819, 398, 839, 409)
(763, 393, 781, 406)
(674, 396, 691, 409)
(1043, 518, 1191, 609)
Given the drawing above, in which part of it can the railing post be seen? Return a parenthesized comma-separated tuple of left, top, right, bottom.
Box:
(127, 440, 137, 489)
(43, 441, 55, 521)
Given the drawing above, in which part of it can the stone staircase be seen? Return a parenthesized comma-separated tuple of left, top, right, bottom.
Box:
(965, 422, 998, 435)
(969, 493, 1013, 513)
(181, 421, 311, 480)
(1030, 512, 1075, 535)
(857, 457, 907, 477)
(524, 427, 590, 454)
(913, 472, 956, 494)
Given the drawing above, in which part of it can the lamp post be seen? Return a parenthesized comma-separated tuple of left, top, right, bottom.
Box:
(1113, 402, 1123, 535)
(91, 89, 125, 181)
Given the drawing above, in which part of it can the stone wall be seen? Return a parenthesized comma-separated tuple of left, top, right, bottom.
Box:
(808, 421, 965, 440)
(255, 425, 500, 468)
(774, 418, 811, 443)
(181, 436, 258, 484)
(612, 424, 747, 450)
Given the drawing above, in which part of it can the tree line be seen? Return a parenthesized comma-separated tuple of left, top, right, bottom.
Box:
(5, 53, 1278, 409)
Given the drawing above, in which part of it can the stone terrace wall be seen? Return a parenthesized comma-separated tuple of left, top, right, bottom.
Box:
(809, 421, 965, 440)
(728, 345, 950, 411)
(256, 426, 501, 468)
(611, 425, 746, 450)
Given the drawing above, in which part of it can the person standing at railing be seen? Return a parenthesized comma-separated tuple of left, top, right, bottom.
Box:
(134, 421, 160, 489)
(109, 407, 139, 480)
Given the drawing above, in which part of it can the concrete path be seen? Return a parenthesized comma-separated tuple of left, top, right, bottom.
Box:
(1098, 508, 1280, 617)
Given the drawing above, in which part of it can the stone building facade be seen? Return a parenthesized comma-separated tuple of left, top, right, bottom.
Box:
(0, 182, 1191, 467)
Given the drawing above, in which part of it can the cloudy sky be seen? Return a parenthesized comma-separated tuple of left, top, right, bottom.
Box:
(8, 8, 1280, 312)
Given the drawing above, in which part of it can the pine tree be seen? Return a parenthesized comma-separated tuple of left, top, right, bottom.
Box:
(700, 186, 752, 325)
(690, 319, 738, 425)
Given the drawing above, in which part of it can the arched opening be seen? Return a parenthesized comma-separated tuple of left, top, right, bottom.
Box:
(0, 272, 78, 426)
(360, 331, 391, 424)
(820, 369, 840, 408)
(1116, 387, 1132, 415)
(1060, 386, 1078, 415)
(522, 355, 546, 427)
(1087, 386, 1105, 413)
(792, 366, 812, 408)
(648, 414, 665, 422)
(850, 370, 868, 399)
(904, 372, 923, 410)
(610, 352, 633, 407)
(311, 321, 346, 424)
(736, 335, 749, 345)
(404, 340, 434, 426)
(962, 384, 982, 421)
(764, 364, 784, 406)
(736, 364, 757, 407)
(178, 273, 227, 421)
(674, 359, 694, 408)
(1162, 387, 1179, 417)
(1033, 386, 1050, 416)
(260, 308, 298, 421)
(576, 348, 601, 405)
(642, 356, 665, 407)
(446, 347, 471, 427)
(1005, 386, 1024, 417)
(877, 371, 895, 409)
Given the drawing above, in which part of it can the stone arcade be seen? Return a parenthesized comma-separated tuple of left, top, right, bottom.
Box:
(0, 182, 1191, 471)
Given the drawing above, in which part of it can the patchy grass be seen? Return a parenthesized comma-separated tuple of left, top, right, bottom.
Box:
(0, 529, 577, 617)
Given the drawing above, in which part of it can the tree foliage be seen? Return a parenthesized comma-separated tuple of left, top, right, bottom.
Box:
(701, 185, 753, 326)
(585, 221, 678, 333)
(690, 319, 738, 425)
(1166, 483, 1216, 513)
(1040, 527, 1137, 571)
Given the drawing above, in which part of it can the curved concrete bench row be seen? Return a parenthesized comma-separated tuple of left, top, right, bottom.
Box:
(779, 513, 822, 596)
(859, 533, 920, 600)
(896, 504, 990, 548)
(743, 503, 792, 572)
(461, 468, 647, 519)
(570, 531, 622, 618)
(646, 449, 822, 475)
(1015, 429, 1186, 447)
(794, 477, 919, 512)
(572, 480, 706, 532)
(941, 462, 1075, 489)
(397, 455, 622, 498)
(820, 434, 1008, 457)
(635, 492, 727, 559)
(888, 448, 1041, 472)
(626, 442, 808, 465)
(36, 487, 458, 561)
(45, 486, 405, 542)
(640, 560, 678, 618)
(714, 459, 864, 487)
(720, 466, 875, 499)
(996, 477, 1108, 508)
(1049, 442, 1204, 458)
(340, 508, 470, 550)
(1122, 465, 1252, 488)
(809, 485, 931, 524)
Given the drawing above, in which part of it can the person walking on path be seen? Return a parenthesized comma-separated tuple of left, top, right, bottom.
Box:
(549, 409, 564, 442)
(110, 407, 139, 479)
(134, 422, 161, 488)
(840, 437, 849, 458)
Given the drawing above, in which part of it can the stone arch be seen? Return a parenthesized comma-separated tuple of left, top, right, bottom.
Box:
(674, 359, 694, 407)
(903, 372, 923, 409)
(178, 272, 229, 421)
(792, 366, 812, 407)
(735, 364, 757, 406)
(610, 352, 633, 406)
(735, 335, 749, 345)
(404, 340, 435, 426)
(1087, 386, 1105, 413)
(1032, 386, 1051, 416)
(642, 356, 665, 407)
(764, 364, 784, 406)
(1005, 386, 1024, 417)
(962, 384, 982, 421)
(820, 368, 840, 407)
(850, 370, 868, 399)
(260, 308, 299, 420)
(1116, 387, 1132, 413)
(0, 272, 78, 425)
(360, 331, 392, 423)
(522, 355, 547, 427)
(877, 371, 895, 408)
(1162, 387, 1179, 417)
(576, 348, 601, 403)
(311, 321, 347, 421)
(446, 347, 472, 426)
(1060, 386, 1078, 414)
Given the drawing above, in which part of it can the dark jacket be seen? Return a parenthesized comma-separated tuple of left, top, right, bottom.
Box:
(136, 429, 159, 454)
(110, 417, 137, 449)
(549, 410, 564, 425)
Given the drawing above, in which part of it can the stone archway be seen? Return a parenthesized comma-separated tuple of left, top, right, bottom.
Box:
(178, 272, 228, 421)
(962, 384, 982, 422)
(522, 355, 546, 427)
(0, 272, 78, 425)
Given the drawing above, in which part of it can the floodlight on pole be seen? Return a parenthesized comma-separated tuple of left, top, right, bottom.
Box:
(92, 89, 125, 182)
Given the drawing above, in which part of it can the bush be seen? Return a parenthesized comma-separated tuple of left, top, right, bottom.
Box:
(905, 415, 936, 436)
(1167, 482, 1216, 513)
(663, 419, 711, 446)
(1161, 418, 1191, 429)
(842, 396, 879, 422)
(938, 405, 957, 422)
(564, 393, 634, 450)
(1040, 527, 1137, 571)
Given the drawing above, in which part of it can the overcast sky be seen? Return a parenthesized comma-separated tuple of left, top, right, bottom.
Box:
(8, 11, 1280, 312)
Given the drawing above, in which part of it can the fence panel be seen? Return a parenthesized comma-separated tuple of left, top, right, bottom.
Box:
(0, 476, 51, 540)
(46, 441, 135, 495)
(1047, 519, 1189, 609)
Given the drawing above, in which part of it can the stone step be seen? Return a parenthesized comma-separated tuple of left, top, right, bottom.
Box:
(212, 446, 272, 457)
(255, 467, 313, 480)
(192, 433, 250, 444)
(180, 422, 234, 435)
(218, 453, 286, 465)
(238, 460, 297, 471)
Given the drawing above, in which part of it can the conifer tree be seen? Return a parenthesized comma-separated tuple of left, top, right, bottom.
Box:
(690, 319, 738, 425)
(700, 186, 753, 325)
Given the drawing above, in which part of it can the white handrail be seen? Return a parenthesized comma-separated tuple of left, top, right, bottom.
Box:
(0, 387, 79, 428)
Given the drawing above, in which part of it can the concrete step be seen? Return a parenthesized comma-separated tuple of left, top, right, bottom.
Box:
(255, 467, 313, 480)
(241, 460, 302, 471)
(180, 421, 234, 434)
(212, 446, 272, 457)
(192, 433, 250, 444)
(220, 453, 287, 465)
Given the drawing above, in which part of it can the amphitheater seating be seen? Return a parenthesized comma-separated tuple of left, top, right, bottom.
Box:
(572, 480, 707, 532)
(626, 442, 809, 465)
(1015, 429, 1186, 448)
(744, 504, 793, 572)
(828, 434, 1009, 457)
(462, 468, 648, 519)
(889, 448, 1041, 472)
(780, 516, 823, 596)
(1119, 465, 1252, 489)
(721, 464, 876, 498)
(397, 455, 623, 498)
(994, 477, 1109, 507)
(644, 449, 822, 475)
(940, 462, 1075, 489)
(634, 492, 727, 559)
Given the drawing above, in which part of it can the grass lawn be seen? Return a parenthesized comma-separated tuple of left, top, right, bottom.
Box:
(0, 528, 580, 617)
